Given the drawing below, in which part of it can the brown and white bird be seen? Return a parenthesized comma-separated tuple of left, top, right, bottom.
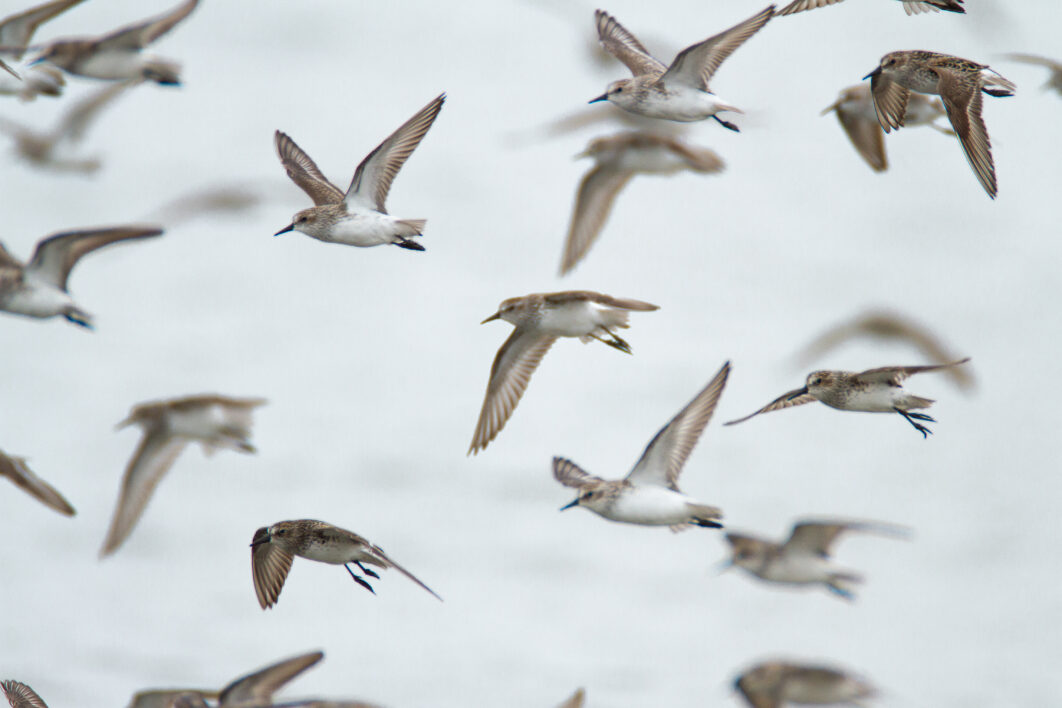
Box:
(1004, 53, 1062, 96)
(734, 661, 877, 708)
(2, 680, 49, 708)
(251, 519, 442, 609)
(0, 450, 74, 516)
(101, 394, 266, 557)
(725, 359, 970, 437)
(864, 50, 1015, 198)
(0, 0, 85, 100)
(777, 0, 963, 17)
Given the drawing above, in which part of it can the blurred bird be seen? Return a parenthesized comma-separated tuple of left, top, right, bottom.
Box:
(0, 450, 74, 516)
(0, 64, 63, 101)
(734, 661, 877, 708)
(556, 688, 585, 708)
(777, 0, 963, 17)
(1004, 53, 1062, 96)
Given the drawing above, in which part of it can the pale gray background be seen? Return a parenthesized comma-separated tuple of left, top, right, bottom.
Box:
(1, 0, 1059, 706)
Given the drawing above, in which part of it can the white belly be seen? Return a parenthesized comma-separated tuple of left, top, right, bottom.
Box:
(825, 387, 901, 413)
(594, 486, 697, 526)
(327, 212, 402, 247)
(618, 87, 733, 122)
(759, 555, 836, 585)
(1, 285, 73, 319)
(538, 302, 607, 337)
(78, 51, 144, 81)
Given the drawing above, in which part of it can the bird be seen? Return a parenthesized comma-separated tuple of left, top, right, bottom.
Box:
(559, 131, 724, 275)
(0, 79, 140, 172)
(820, 84, 951, 172)
(2, 680, 48, 708)
(0, 225, 162, 328)
(1004, 53, 1062, 96)
(0, 0, 85, 100)
(734, 661, 876, 708)
(0, 64, 63, 101)
(0, 450, 74, 516)
(554, 361, 730, 530)
(724, 359, 970, 437)
(28, 0, 199, 85)
(864, 50, 1015, 198)
(274, 93, 444, 250)
(217, 651, 324, 707)
(468, 291, 658, 455)
(794, 309, 974, 390)
(777, 0, 963, 17)
(251, 519, 442, 609)
(100, 394, 266, 557)
(720, 518, 909, 599)
(590, 6, 775, 128)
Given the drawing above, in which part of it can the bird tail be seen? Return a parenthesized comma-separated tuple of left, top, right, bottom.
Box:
(142, 60, 181, 86)
(902, 394, 935, 410)
(671, 504, 724, 533)
(981, 70, 1016, 97)
(395, 218, 427, 237)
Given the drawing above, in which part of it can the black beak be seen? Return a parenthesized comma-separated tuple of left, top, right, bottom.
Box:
(560, 499, 579, 511)
(786, 387, 809, 401)
(863, 67, 881, 81)
(480, 312, 501, 324)
(588, 93, 608, 104)
(274, 224, 294, 236)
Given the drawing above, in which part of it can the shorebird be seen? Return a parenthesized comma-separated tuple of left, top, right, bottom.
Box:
(734, 661, 877, 708)
(29, 0, 199, 85)
(101, 394, 266, 557)
(559, 131, 724, 275)
(2, 680, 49, 708)
(777, 0, 963, 17)
(720, 518, 909, 599)
(0, 0, 84, 100)
(0, 225, 162, 328)
(864, 50, 1015, 198)
(1004, 53, 1062, 96)
(795, 309, 974, 390)
(821, 84, 951, 172)
(590, 6, 775, 127)
(251, 519, 442, 608)
(468, 291, 658, 455)
(274, 93, 444, 250)
(724, 359, 970, 437)
(0, 450, 74, 516)
(554, 361, 729, 530)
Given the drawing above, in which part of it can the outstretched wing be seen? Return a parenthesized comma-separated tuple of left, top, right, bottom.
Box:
(869, 74, 910, 132)
(660, 5, 775, 90)
(593, 10, 666, 78)
(27, 225, 162, 292)
(723, 387, 816, 426)
(0, 452, 75, 516)
(776, 0, 845, 16)
(552, 456, 607, 488)
(219, 651, 323, 704)
(97, 0, 199, 51)
(559, 164, 634, 276)
(274, 131, 345, 205)
(0, 0, 86, 59)
(251, 528, 294, 610)
(938, 71, 997, 198)
(855, 358, 970, 385)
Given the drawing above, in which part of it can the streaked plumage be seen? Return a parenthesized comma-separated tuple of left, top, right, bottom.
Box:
(555, 361, 729, 530)
(559, 131, 724, 275)
(734, 661, 876, 708)
(251, 519, 442, 609)
(2, 680, 48, 708)
(778, 0, 963, 17)
(590, 6, 775, 127)
(725, 359, 970, 437)
(101, 394, 266, 557)
(0, 450, 74, 516)
(864, 50, 1015, 198)
(274, 93, 444, 250)
(469, 291, 658, 455)
(0, 224, 161, 327)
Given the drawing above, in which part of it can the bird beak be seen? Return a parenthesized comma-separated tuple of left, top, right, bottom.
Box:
(786, 387, 809, 401)
(480, 312, 501, 324)
(26, 56, 45, 67)
(274, 223, 294, 236)
(588, 93, 608, 104)
(559, 499, 579, 511)
(863, 67, 881, 81)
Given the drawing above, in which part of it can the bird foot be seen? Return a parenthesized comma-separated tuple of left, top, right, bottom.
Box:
(896, 408, 934, 438)
(395, 238, 425, 251)
(356, 562, 380, 579)
(713, 115, 740, 132)
(345, 564, 377, 594)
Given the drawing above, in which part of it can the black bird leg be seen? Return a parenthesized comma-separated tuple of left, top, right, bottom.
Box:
(355, 561, 380, 579)
(593, 327, 632, 354)
(345, 564, 377, 594)
(713, 115, 740, 132)
(895, 408, 935, 438)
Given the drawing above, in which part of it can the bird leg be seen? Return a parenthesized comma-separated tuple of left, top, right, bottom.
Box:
(344, 564, 377, 594)
(713, 115, 740, 132)
(895, 408, 935, 438)
(355, 561, 380, 579)
(394, 238, 425, 251)
(592, 328, 632, 354)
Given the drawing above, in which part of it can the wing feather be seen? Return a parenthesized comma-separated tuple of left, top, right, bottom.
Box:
(0, 452, 75, 516)
(97, 0, 199, 51)
(27, 226, 162, 292)
(250, 529, 294, 610)
(559, 164, 634, 276)
(219, 651, 323, 705)
(724, 387, 816, 426)
(869, 75, 909, 132)
(552, 456, 607, 488)
(660, 6, 775, 91)
(855, 358, 970, 385)
(593, 10, 666, 78)
(938, 72, 997, 198)
(274, 131, 344, 205)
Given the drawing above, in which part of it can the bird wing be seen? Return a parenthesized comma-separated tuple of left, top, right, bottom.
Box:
(626, 361, 730, 490)
(0, 242, 26, 290)
(0, 452, 75, 516)
(0, 0, 86, 59)
(855, 358, 970, 385)
(468, 328, 558, 455)
(659, 5, 774, 91)
(218, 651, 323, 706)
(274, 131, 345, 205)
(776, 0, 845, 16)
(1, 681, 49, 708)
(251, 528, 294, 610)
(345, 93, 445, 212)
(552, 456, 607, 488)
(556, 688, 586, 708)
(593, 10, 666, 78)
(1004, 53, 1062, 72)
(834, 101, 888, 172)
(56, 79, 136, 144)
(99, 427, 187, 557)
(723, 387, 817, 426)
(26, 225, 162, 292)
(869, 74, 910, 133)
(938, 71, 997, 198)
(559, 163, 634, 276)
(97, 0, 199, 51)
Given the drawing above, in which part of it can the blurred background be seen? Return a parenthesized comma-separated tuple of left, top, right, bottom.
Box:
(1, 0, 1059, 706)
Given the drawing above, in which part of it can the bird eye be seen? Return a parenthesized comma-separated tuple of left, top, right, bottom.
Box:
(276, 529, 287, 536)
(615, 87, 623, 93)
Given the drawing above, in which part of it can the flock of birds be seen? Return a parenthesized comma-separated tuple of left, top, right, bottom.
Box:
(0, 0, 1057, 706)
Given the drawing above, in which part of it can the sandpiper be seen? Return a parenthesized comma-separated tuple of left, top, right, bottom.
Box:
(777, 0, 963, 17)
(724, 359, 970, 437)
(554, 361, 729, 530)
(250, 519, 442, 608)
(2, 680, 49, 708)
(101, 395, 266, 557)
(721, 518, 909, 599)
(559, 131, 724, 275)
(274, 93, 444, 251)
(1004, 53, 1062, 96)
(821, 84, 950, 172)
(0, 0, 83, 99)
(29, 0, 198, 85)
(0, 225, 162, 328)
(734, 661, 877, 708)
(468, 291, 658, 455)
(0, 79, 140, 172)
(0, 449, 75, 516)
(795, 309, 974, 390)
(864, 50, 1015, 198)
(590, 6, 775, 128)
